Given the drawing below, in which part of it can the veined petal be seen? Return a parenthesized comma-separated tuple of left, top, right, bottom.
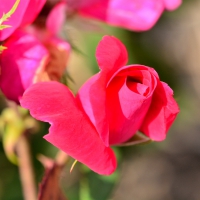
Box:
(20, 81, 117, 175)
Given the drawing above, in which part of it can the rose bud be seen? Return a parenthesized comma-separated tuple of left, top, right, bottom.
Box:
(20, 36, 179, 175)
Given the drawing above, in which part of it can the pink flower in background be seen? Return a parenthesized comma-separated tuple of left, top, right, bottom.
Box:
(0, 2, 70, 103)
(20, 36, 179, 175)
(163, 0, 182, 11)
(0, 0, 46, 41)
(0, 31, 48, 102)
(78, 0, 182, 31)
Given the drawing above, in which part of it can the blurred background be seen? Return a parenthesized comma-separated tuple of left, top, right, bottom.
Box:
(1, 0, 200, 199)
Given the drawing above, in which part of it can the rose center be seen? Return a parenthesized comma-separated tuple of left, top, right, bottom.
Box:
(126, 76, 149, 96)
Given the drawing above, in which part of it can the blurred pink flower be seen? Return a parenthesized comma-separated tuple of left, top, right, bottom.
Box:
(20, 36, 179, 175)
(77, 0, 182, 31)
(0, 0, 46, 41)
(0, 1, 70, 103)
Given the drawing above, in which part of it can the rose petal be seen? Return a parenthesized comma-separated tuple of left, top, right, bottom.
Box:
(46, 2, 67, 35)
(20, 81, 117, 175)
(0, 0, 29, 40)
(96, 35, 128, 77)
(79, 0, 164, 31)
(106, 66, 158, 145)
(77, 74, 110, 146)
(78, 36, 128, 146)
(0, 30, 48, 103)
(163, 0, 182, 11)
(140, 80, 180, 141)
(21, 0, 46, 26)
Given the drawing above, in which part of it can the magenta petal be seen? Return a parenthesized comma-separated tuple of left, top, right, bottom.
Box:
(106, 65, 157, 144)
(0, 30, 48, 103)
(79, 0, 164, 31)
(163, 0, 182, 11)
(140, 81, 180, 141)
(20, 81, 117, 175)
(77, 74, 110, 146)
(21, 0, 46, 25)
(107, 75, 152, 145)
(96, 35, 128, 78)
(0, 0, 29, 40)
(107, 77, 151, 145)
(78, 36, 128, 146)
(46, 2, 67, 35)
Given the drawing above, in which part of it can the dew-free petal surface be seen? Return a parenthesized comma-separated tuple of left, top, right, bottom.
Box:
(77, 74, 110, 146)
(20, 81, 117, 175)
(96, 35, 128, 76)
(0, 30, 48, 103)
(0, 0, 29, 40)
(46, 2, 66, 35)
(106, 67, 155, 145)
(21, 0, 46, 26)
(79, 0, 164, 31)
(163, 0, 182, 11)
(140, 80, 180, 141)
(78, 36, 128, 146)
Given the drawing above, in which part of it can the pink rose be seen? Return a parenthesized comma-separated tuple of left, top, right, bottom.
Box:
(0, 0, 46, 41)
(78, 0, 182, 31)
(20, 36, 179, 175)
(77, 35, 180, 143)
